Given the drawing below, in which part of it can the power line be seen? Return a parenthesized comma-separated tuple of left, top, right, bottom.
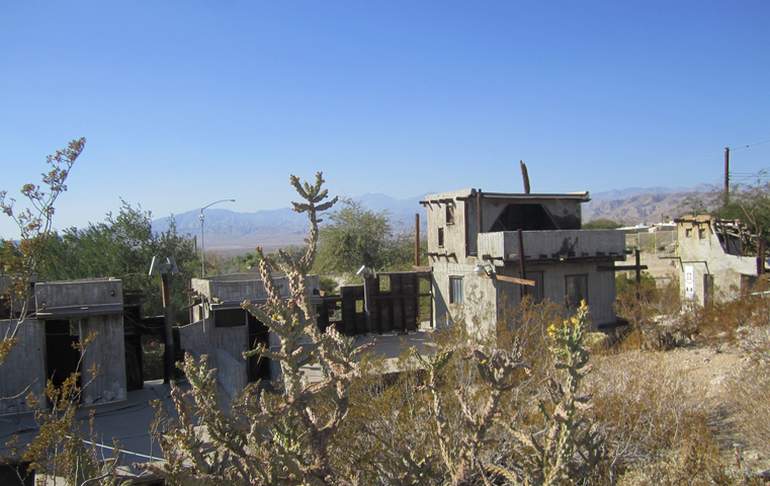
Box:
(729, 136, 770, 151)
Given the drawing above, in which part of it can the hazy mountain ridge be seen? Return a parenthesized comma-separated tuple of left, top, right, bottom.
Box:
(153, 193, 427, 251)
(153, 187, 711, 251)
(584, 185, 712, 224)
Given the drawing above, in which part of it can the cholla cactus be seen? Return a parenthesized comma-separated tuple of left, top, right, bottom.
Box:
(489, 301, 604, 485)
(151, 172, 371, 485)
(415, 340, 529, 485)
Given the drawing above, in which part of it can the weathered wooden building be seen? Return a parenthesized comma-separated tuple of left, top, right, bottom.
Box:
(422, 188, 626, 337)
(180, 273, 323, 399)
(0, 278, 127, 415)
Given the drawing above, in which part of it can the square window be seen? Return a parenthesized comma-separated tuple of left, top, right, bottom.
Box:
(565, 274, 588, 309)
(685, 228, 693, 238)
(438, 227, 445, 248)
(449, 276, 464, 304)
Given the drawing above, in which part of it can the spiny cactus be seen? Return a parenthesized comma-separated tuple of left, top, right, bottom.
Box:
(489, 301, 604, 485)
(150, 172, 368, 485)
(414, 339, 529, 485)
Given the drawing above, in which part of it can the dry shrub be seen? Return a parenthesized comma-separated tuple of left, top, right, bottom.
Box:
(685, 293, 770, 345)
(727, 327, 770, 465)
(616, 420, 738, 486)
(588, 352, 712, 475)
(613, 276, 693, 351)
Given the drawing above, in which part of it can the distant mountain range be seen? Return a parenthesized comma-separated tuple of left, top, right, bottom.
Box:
(584, 184, 714, 225)
(152, 193, 425, 252)
(153, 186, 714, 253)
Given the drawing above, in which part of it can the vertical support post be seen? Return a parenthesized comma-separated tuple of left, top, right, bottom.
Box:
(363, 275, 373, 333)
(161, 273, 175, 384)
(520, 160, 531, 194)
(199, 210, 206, 278)
(415, 213, 420, 267)
(635, 248, 642, 301)
(476, 189, 483, 235)
(724, 146, 730, 207)
(517, 229, 527, 299)
(757, 238, 765, 275)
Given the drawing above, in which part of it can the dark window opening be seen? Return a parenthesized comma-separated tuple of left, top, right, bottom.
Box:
(698, 227, 706, 239)
(45, 319, 81, 391)
(449, 276, 464, 304)
(489, 204, 562, 232)
(438, 227, 445, 248)
(565, 274, 588, 310)
(685, 228, 693, 238)
(214, 308, 246, 327)
(446, 204, 455, 225)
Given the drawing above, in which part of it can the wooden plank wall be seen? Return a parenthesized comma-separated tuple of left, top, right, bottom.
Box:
(337, 272, 430, 336)
(0, 319, 46, 415)
(79, 314, 127, 405)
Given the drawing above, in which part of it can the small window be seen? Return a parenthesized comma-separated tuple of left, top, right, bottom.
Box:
(523, 271, 544, 303)
(565, 274, 588, 310)
(379, 275, 391, 293)
(214, 309, 246, 327)
(438, 227, 445, 248)
(449, 276, 464, 304)
(446, 204, 455, 225)
(685, 228, 693, 238)
(698, 227, 706, 239)
(355, 299, 364, 313)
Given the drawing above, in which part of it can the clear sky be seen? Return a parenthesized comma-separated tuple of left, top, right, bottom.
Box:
(1, 1, 769, 237)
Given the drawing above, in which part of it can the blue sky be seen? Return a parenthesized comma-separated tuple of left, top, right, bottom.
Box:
(1, 1, 769, 236)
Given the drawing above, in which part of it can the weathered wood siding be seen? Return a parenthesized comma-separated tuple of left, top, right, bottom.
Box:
(79, 314, 127, 405)
(0, 319, 46, 415)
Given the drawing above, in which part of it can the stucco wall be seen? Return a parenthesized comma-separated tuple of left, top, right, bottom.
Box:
(677, 220, 757, 304)
(495, 262, 616, 327)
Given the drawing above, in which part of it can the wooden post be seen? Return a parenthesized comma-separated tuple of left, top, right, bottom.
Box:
(476, 189, 483, 234)
(520, 160, 531, 194)
(160, 273, 175, 384)
(757, 238, 765, 275)
(634, 248, 642, 301)
(724, 146, 730, 207)
(414, 213, 420, 267)
(518, 229, 527, 298)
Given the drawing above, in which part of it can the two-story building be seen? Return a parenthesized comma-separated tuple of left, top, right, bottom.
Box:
(422, 188, 626, 337)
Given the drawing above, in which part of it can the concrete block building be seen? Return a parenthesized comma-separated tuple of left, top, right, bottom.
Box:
(422, 188, 625, 337)
(675, 215, 767, 305)
(181, 273, 322, 399)
(0, 278, 127, 415)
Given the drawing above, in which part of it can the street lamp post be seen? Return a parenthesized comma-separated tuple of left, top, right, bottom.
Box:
(199, 198, 236, 277)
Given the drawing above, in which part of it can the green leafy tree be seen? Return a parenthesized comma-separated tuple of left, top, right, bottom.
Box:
(314, 200, 394, 274)
(582, 219, 622, 230)
(313, 200, 424, 275)
(39, 201, 198, 318)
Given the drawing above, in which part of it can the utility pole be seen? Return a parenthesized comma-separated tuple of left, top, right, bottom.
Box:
(414, 213, 420, 267)
(724, 146, 730, 207)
